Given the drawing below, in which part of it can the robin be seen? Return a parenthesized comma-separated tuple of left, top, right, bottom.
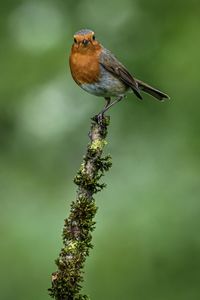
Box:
(69, 29, 169, 118)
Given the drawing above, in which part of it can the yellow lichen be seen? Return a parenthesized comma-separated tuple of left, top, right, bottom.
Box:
(90, 139, 107, 150)
(67, 241, 77, 251)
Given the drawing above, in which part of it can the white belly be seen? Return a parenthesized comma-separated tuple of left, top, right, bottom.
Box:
(81, 65, 128, 97)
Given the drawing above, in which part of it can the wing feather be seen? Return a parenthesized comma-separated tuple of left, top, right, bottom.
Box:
(100, 48, 142, 99)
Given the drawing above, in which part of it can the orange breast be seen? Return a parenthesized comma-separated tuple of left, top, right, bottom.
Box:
(69, 46, 101, 85)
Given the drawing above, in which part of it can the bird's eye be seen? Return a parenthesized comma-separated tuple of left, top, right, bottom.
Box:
(92, 35, 95, 40)
(74, 37, 77, 43)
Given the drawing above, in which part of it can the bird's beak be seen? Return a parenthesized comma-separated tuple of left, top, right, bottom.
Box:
(82, 39, 89, 46)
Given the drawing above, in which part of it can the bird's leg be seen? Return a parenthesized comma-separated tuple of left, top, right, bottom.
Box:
(104, 97, 111, 109)
(93, 96, 124, 124)
(101, 95, 124, 114)
(92, 97, 110, 123)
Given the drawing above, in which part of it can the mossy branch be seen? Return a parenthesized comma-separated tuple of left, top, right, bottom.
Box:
(49, 115, 112, 300)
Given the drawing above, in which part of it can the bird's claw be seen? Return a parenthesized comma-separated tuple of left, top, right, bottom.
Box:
(92, 112, 104, 125)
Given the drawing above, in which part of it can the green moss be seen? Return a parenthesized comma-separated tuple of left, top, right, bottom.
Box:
(49, 115, 112, 300)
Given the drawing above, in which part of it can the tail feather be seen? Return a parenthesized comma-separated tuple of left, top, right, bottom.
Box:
(137, 79, 169, 101)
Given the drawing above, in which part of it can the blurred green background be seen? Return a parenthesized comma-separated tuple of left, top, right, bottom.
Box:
(1, 0, 200, 299)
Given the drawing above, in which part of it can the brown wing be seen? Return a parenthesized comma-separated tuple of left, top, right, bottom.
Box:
(100, 47, 142, 99)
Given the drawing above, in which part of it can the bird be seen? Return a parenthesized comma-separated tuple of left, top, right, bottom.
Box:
(69, 29, 169, 119)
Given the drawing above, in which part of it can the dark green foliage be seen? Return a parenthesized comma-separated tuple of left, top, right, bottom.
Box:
(49, 116, 112, 299)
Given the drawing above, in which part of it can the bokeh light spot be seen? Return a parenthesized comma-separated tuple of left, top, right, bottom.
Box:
(9, 1, 65, 53)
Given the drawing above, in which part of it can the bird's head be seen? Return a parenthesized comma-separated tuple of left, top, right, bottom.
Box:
(72, 29, 100, 53)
